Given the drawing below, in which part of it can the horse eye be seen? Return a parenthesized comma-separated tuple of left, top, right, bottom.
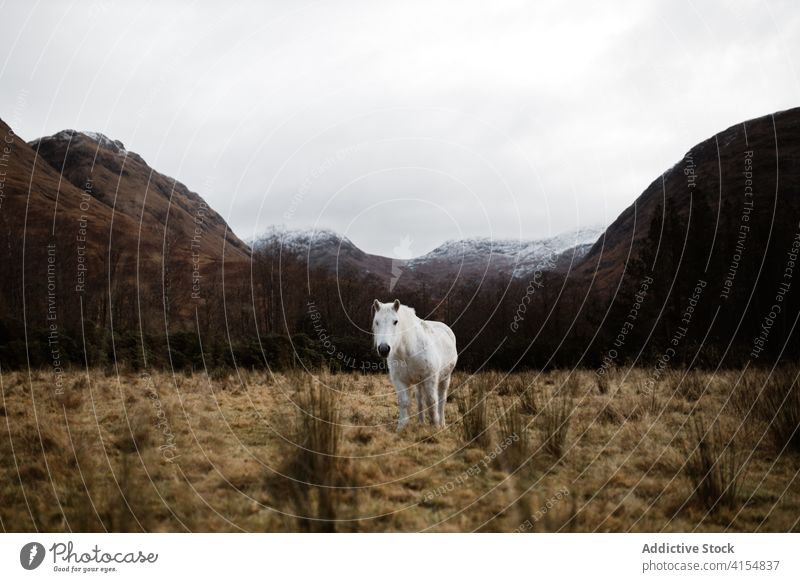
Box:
(393, 320, 398, 325)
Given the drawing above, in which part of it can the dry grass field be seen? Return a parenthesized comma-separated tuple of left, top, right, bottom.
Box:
(1, 367, 798, 532)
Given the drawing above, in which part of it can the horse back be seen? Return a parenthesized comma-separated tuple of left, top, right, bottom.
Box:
(424, 320, 458, 363)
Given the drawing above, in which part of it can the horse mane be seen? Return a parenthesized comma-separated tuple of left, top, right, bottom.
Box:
(399, 304, 416, 318)
(395, 304, 421, 352)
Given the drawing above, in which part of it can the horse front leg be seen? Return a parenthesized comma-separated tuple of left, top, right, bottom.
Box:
(414, 384, 425, 424)
(394, 380, 411, 431)
(423, 379, 440, 426)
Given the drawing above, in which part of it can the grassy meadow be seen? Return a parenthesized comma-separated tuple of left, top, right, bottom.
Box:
(0, 367, 798, 532)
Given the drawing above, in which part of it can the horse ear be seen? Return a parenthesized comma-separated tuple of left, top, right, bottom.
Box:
(393, 299, 400, 311)
(373, 299, 381, 311)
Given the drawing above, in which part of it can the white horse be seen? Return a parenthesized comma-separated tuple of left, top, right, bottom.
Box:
(372, 299, 458, 430)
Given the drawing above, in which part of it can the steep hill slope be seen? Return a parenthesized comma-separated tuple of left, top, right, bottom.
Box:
(578, 107, 800, 296)
(0, 120, 252, 366)
(575, 106, 800, 365)
(29, 129, 249, 261)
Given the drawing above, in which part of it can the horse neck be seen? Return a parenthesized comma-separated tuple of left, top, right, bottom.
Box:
(395, 308, 420, 358)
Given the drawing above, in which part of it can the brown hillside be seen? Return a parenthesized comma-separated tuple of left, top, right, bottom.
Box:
(577, 107, 800, 295)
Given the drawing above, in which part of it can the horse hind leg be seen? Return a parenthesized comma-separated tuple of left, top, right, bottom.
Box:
(437, 375, 451, 427)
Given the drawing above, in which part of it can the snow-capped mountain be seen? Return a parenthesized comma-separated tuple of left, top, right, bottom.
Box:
(254, 227, 358, 254)
(406, 226, 604, 278)
(30, 129, 133, 157)
(253, 227, 395, 279)
(253, 225, 605, 286)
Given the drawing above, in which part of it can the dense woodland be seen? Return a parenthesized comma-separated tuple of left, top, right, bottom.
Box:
(2, 190, 799, 375)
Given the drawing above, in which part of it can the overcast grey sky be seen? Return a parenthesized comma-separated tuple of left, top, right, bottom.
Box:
(1, 0, 799, 257)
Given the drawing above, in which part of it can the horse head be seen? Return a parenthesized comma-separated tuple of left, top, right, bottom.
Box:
(372, 299, 401, 358)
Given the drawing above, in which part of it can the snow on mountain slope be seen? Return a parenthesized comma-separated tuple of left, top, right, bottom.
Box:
(31, 129, 130, 156)
(405, 226, 605, 277)
(254, 225, 605, 283)
(254, 227, 359, 254)
(253, 227, 394, 279)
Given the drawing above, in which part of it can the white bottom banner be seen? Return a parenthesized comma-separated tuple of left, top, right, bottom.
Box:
(1, 533, 797, 580)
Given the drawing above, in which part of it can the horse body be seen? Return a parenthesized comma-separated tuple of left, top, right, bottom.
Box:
(372, 299, 457, 430)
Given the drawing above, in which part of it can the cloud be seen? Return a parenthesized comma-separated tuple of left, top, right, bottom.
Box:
(1, 0, 798, 256)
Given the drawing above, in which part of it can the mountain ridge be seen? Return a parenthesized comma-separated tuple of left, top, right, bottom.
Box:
(576, 105, 800, 296)
(3, 104, 800, 370)
(252, 224, 605, 288)
(28, 128, 250, 260)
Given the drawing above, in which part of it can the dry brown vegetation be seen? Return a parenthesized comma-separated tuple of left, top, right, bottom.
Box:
(1, 367, 798, 532)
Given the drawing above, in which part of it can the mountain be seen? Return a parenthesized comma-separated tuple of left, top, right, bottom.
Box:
(254, 227, 394, 280)
(577, 107, 800, 297)
(0, 119, 159, 295)
(253, 225, 605, 290)
(28, 129, 249, 260)
(3, 105, 800, 372)
(0, 120, 252, 365)
(572, 106, 800, 365)
(403, 226, 604, 281)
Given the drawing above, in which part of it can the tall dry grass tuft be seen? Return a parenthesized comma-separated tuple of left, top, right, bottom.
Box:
(514, 376, 539, 415)
(495, 402, 531, 471)
(637, 379, 664, 419)
(733, 367, 800, 455)
(538, 389, 573, 461)
(457, 378, 490, 447)
(596, 373, 611, 395)
(362, 374, 376, 396)
(283, 382, 353, 531)
(514, 487, 576, 532)
(682, 415, 749, 513)
(54, 376, 88, 410)
(114, 401, 152, 453)
(97, 453, 145, 531)
(669, 370, 706, 402)
(56, 427, 103, 532)
(557, 373, 580, 397)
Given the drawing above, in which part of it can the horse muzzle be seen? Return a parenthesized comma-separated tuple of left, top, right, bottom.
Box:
(377, 343, 391, 358)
